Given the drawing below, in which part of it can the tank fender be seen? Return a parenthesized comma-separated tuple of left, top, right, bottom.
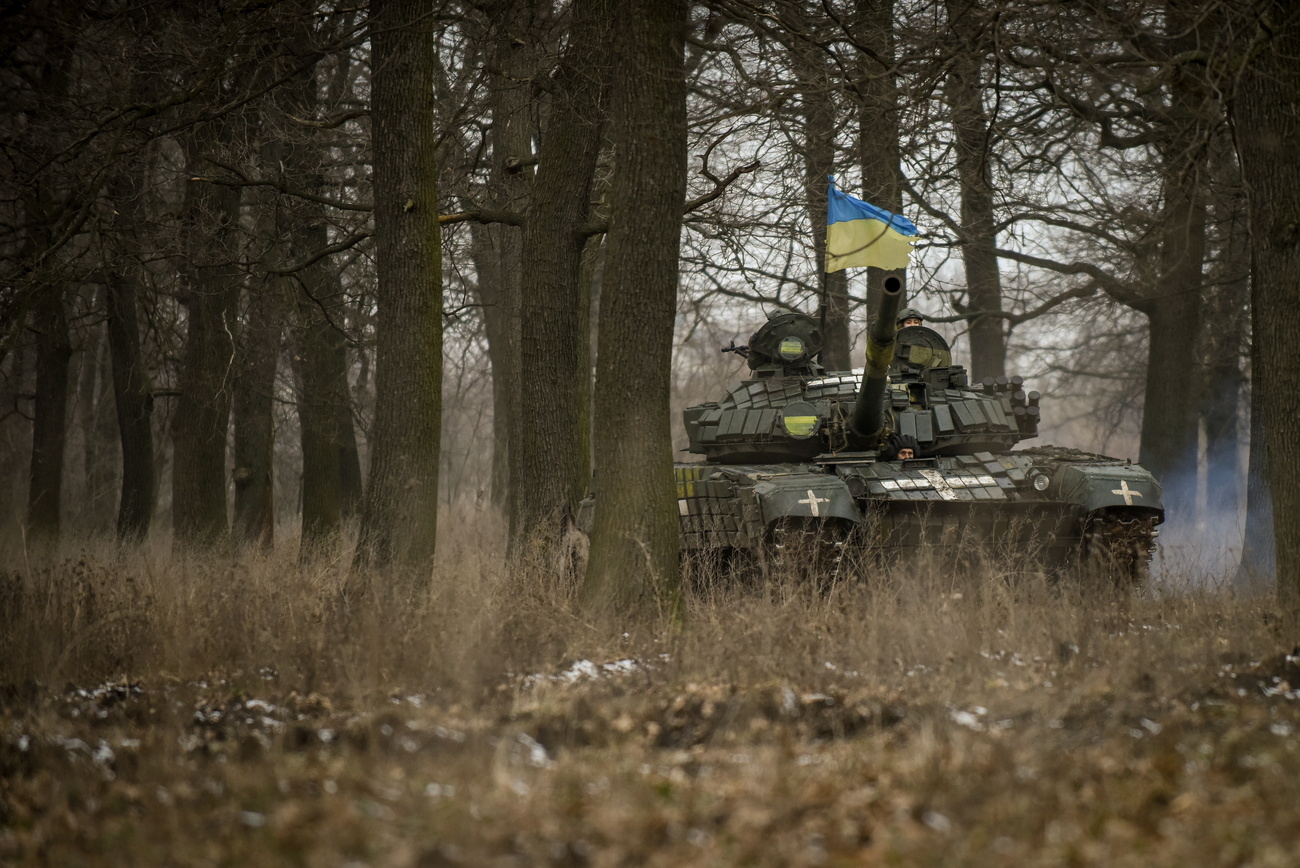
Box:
(751, 476, 862, 526)
(1053, 464, 1164, 516)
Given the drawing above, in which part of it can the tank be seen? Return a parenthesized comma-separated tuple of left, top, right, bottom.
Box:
(584, 278, 1164, 583)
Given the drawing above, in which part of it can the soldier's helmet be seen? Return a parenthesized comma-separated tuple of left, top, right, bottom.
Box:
(896, 307, 925, 327)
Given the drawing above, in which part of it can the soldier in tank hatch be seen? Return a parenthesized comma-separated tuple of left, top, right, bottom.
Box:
(896, 307, 925, 328)
(881, 432, 921, 461)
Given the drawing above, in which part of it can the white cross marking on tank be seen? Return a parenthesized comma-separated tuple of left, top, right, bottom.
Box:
(1111, 480, 1142, 505)
(799, 490, 829, 517)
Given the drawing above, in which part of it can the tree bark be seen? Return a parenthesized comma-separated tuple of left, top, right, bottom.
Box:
(944, 0, 1006, 380)
(784, 3, 851, 371)
(513, 0, 611, 552)
(581, 0, 688, 616)
(105, 263, 156, 543)
(1137, 1, 1210, 505)
(1200, 133, 1249, 524)
(482, 0, 541, 516)
(0, 344, 31, 532)
(262, 36, 355, 556)
(1236, 361, 1274, 593)
(232, 283, 282, 551)
(353, 0, 443, 575)
(26, 290, 72, 552)
(852, 0, 905, 328)
(1233, 1, 1300, 619)
(172, 136, 242, 549)
(76, 315, 117, 535)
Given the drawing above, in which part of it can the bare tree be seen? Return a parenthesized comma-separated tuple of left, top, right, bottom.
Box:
(943, 0, 1007, 379)
(582, 0, 689, 615)
(513, 0, 612, 552)
(172, 122, 243, 548)
(1232, 0, 1300, 618)
(353, 0, 444, 575)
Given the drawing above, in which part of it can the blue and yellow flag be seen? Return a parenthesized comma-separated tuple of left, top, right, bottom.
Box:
(826, 176, 918, 272)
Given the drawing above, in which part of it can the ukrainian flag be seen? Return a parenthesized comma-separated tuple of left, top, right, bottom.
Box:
(825, 176, 918, 272)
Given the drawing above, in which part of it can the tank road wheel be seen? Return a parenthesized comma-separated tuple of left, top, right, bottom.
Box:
(761, 518, 854, 591)
(1077, 510, 1160, 589)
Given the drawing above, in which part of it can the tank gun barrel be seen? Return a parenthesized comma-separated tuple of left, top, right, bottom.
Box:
(849, 276, 904, 446)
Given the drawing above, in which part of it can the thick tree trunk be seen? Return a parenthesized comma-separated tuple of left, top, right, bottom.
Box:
(785, 4, 851, 370)
(353, 0, 443, 575)
(1236, 365, 1274, 593)
(1234, 2, 1300, 619)
(1139, 291, 1203, 496)
(0, 345, 31, 532)
(852, 0, 905, 326)
(105, 267, 155, 542)
(513, 0, 610, 552)
(1137, 3, 1210, 506)
(254, 28, 360, 552)
(485, 0, 539, 520)
(944, 0, 1005, 380)
(26, 290, 72, 552)
(172, 154, 241, 548)
(232, 284, 282, 551)
(582, 0, 688, 616)
(1200, 140, 1249, 524)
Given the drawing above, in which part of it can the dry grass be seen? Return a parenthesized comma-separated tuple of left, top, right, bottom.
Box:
(3, 514, 1299, 866)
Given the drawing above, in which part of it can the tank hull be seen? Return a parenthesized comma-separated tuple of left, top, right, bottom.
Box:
(666, 445, 1163, 581)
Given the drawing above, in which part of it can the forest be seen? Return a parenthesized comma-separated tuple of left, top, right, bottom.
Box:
(3, 0, 1300, 864)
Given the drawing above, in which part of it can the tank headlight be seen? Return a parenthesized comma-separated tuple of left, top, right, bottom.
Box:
(1032, 472, 1050, 491)
(778, 336, 805, 361)
(784, 416, 818, 437)
(780, 400, 820, 439)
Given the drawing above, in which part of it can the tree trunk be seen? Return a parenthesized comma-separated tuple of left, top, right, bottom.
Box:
(0, 344, 31, 533)
(1233, 2, 1300, 619)
(254, 24, 361, 552)
(485, 0, 540, 520)
(784, 3, 851, 371)
(1200, 133, 1249, 525)
(852, 0, 905, 327)
(105, 265, 156, 543)
(1236, 362, 1274, 593)
(513, 0, 611, 552)
(353, 0, 443, 575)
(1139, 293, 1203, 496)
(172, 144, 241, 549)
(581, 0, 688, 616)
(944, 0, 1005, 380)
(76, 315, 117, 535)
(1137, 2, 1210, 506)
(232, 283, 282, 551)
(26, 290, 72, 552)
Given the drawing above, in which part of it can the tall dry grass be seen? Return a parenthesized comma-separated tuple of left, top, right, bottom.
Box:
(4, 513, 1296, 867)
(0, 510, 1280, 706)
(1, 508, 604, 700)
